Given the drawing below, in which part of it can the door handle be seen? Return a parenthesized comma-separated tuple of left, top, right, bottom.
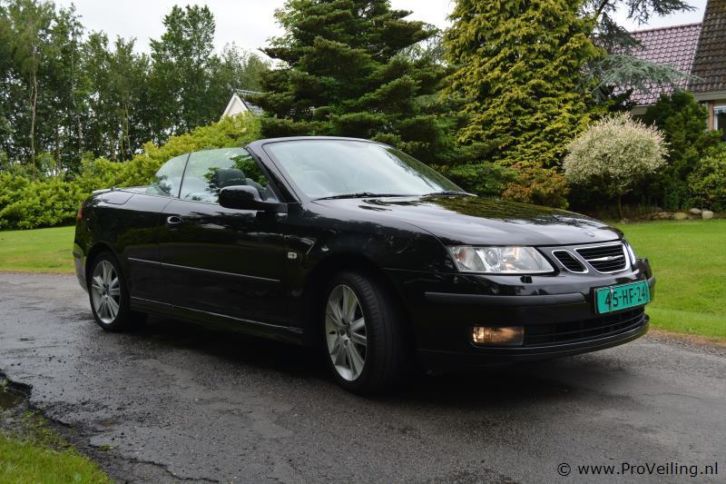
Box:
(166, 215, 183, 227)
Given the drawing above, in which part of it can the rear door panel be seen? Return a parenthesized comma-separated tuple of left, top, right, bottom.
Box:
(90, 192, 172, 302)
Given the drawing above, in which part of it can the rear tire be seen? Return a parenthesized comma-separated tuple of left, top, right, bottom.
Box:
(322, 271, 408, 394)
(88, 252, 145, 332)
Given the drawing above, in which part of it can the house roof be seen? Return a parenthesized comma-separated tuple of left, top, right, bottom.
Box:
(627, 23, 702, 105)
(221, 90, 264, 119)
(689, 0, 726, 92)
(236, 90, 264, 116)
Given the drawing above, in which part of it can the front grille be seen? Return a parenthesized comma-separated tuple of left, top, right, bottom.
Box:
(553, 250, 586, 272)
(524, 309, 645, 347)
(576, 243, 627, 273)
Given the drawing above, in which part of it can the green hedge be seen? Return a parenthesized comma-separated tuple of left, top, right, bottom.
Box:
(2, 109, 722, 230)
(642, 91, 721, 210)
(0, 115, 260, 230)
(689, 144, 726, 211)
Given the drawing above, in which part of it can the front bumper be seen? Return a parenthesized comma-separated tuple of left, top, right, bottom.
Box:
(386, 259, 655, 371)
(418, 314, 649, 370)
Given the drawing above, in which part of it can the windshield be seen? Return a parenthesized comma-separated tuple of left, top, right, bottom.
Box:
(265, 139, 464, 199)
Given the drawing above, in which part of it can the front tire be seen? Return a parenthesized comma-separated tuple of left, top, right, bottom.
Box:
(322, 271, 408, 394)
(88, 252, 142, 332)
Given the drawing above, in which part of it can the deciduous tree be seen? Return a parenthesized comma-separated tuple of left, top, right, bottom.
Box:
(149, 5, 218, 139)
(0, 1, 267, 170)
(564, 113, 667, 218)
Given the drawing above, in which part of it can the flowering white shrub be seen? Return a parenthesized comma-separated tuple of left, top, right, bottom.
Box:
(564, 113, 667, 215)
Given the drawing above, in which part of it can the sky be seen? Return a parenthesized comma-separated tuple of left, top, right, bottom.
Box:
(54, 0, 709, 54)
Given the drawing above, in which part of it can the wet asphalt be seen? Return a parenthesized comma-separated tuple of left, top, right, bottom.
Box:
(0, 272, 724, 483)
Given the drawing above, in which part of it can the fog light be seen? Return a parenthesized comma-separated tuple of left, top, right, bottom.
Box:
(472, 326, 524, 346)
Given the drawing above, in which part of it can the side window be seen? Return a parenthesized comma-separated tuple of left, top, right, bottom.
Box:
(147, 154, 188, 197)
(179, 148, 278, 204)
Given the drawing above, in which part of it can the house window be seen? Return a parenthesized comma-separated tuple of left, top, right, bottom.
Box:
(715, 105, 726, 141)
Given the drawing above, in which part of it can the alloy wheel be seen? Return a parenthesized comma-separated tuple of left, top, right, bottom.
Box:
(325, 284, 368, 381)
(90, 260, 121, 325)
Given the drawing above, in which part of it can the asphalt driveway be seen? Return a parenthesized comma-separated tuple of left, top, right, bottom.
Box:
(0, 273, 723, 483)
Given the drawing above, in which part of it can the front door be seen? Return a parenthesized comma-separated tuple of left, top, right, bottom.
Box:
(157, 148, 289, 325)
(124, 153, 189, 303)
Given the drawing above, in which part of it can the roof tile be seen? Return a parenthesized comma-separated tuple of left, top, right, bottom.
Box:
(690, 0, 726, 92)
(627, 23, 702, 105)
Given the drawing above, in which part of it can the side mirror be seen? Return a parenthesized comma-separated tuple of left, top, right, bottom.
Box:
(219, 185, 279, 211)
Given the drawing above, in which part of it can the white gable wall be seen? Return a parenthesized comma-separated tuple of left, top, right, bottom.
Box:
(221, 94, 250, 119)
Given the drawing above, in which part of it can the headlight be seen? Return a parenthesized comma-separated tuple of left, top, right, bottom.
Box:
(448, 246, 554, 274)
(624, 240, 637, 265)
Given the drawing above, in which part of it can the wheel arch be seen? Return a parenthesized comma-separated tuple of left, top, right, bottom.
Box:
(84, 242, 120, 286)
(300, 253, 415, 348)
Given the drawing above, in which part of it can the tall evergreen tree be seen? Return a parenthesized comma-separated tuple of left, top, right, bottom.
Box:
(254, 0, 447, 162)
(444, 0, 602, 206)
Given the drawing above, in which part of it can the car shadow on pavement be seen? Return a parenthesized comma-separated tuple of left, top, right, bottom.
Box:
(131, 315, 328, 375)
(115, 314, 603, 409)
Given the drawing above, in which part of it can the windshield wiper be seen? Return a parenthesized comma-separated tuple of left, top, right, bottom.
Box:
(424, 190, 474, 197)
(315, 192, 410, 200)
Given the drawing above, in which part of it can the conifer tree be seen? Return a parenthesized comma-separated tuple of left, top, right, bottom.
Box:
(254, 0, 447, 162)
(444, 0, 602, 206)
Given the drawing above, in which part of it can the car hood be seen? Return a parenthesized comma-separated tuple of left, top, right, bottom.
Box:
(314, 195, 622, 246)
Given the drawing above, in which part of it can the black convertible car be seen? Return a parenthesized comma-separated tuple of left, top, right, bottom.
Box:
(74, 137, 654, 393)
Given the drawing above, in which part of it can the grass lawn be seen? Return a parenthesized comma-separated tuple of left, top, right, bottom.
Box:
(618, 220, 726, 341)
(0, 380, 109, 483)
(0, 226, 75, 273)
(0, 435, 109, 484)
(0, 221, 724, 340)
